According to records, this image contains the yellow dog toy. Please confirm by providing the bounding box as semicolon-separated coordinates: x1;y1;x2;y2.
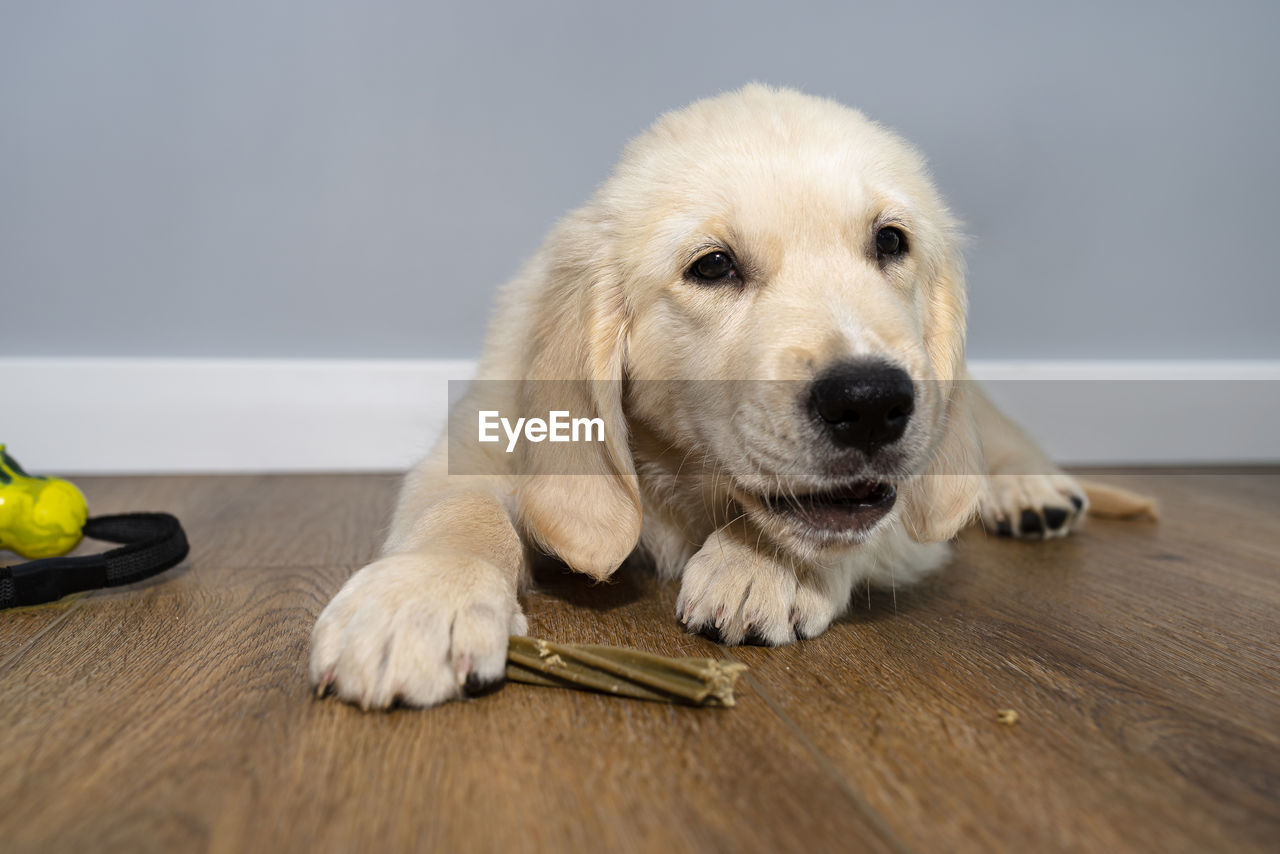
0;445;88;559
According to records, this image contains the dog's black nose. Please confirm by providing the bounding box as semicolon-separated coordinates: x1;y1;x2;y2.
810;360;914;454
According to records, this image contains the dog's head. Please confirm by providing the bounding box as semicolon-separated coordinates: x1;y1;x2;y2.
516;85;982;575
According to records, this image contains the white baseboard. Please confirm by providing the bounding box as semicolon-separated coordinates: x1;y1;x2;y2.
1;358;474;474
3;357;1277;473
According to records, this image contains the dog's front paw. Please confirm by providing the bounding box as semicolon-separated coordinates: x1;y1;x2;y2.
310;553;526;710
979;473;1088;540
675;529;840;645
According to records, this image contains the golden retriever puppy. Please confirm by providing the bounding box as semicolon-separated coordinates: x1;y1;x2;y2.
311;85;1092;709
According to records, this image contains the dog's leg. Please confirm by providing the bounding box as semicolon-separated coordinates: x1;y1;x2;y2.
971;382;1089;539
309;452;527;709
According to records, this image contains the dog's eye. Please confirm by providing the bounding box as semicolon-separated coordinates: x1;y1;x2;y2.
688;251;737;283
875;226;907;259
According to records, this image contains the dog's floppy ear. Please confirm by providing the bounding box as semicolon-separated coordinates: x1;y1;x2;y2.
900;248;984;542
900;379;983;542
513;212;643;580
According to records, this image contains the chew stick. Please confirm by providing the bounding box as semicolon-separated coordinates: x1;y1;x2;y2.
506;636;748;707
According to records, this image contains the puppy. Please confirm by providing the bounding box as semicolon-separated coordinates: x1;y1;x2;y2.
311;85;1094;710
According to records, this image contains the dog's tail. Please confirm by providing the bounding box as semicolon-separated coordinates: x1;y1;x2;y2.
1078;479;1159;521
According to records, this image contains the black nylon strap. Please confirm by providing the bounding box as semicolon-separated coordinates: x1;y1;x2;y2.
0;513;188;610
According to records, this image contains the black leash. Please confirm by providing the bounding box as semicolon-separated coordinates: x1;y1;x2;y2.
0;513;189;610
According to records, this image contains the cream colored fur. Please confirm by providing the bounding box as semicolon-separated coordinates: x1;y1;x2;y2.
310;85;1092;710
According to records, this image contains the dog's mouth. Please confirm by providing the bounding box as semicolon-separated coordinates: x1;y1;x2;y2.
743;480;897;539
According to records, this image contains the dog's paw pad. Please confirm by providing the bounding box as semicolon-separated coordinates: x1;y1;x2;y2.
1043;506;1070;530
1019;509;1044;537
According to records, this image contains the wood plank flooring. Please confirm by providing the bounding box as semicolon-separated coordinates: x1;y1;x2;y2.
1;470;1277;853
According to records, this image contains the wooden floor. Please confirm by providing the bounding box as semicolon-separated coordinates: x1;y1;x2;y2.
1;470;1278;853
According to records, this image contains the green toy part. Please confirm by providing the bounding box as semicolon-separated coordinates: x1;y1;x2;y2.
0;445;89;559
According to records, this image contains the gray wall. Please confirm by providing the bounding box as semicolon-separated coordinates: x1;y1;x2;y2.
4;0;1278;360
